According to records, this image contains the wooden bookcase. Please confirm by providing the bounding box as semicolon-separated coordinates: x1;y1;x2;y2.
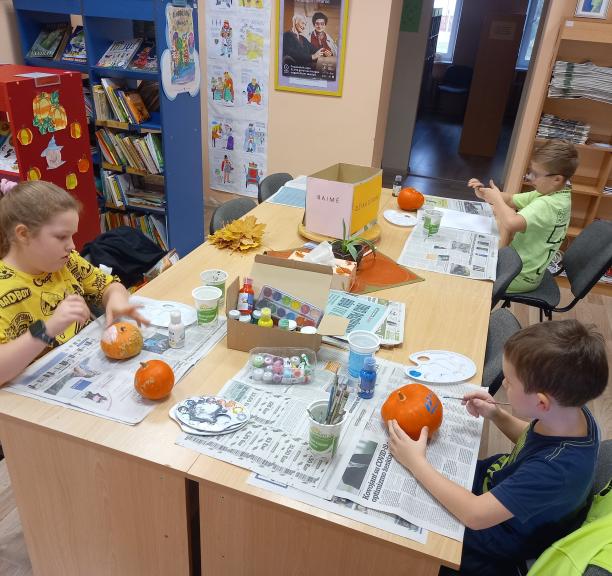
13;0;204;257
524;19;612;293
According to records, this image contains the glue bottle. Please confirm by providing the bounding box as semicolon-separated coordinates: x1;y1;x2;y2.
168;310;185;349
358;357;377;399
237;277;254;315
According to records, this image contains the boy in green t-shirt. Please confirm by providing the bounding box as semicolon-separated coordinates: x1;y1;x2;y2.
468;140;577;293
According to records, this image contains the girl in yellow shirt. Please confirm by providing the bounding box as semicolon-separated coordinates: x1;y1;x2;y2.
0;180;146;386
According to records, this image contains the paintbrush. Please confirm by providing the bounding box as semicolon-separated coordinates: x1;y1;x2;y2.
442;395;511;406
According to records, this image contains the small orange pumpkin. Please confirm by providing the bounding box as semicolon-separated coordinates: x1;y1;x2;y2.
381;383;443;440
397;187;425;211
100;322;143;360
134;360;175;400
77;155;90;173
70;121;82;139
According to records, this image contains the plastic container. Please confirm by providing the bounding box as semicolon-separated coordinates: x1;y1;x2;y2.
248;347;316;385
347;330;380;377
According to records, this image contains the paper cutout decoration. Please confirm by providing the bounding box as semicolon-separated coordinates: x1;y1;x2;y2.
17;127;33;146
32;91;68;134
40;135;65;170
65;172;78;190
77;155;90;173
27;166;41;181
70;122;82;139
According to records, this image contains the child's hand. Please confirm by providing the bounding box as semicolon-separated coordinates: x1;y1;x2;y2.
387;419;428;471
462;389;500;420
468;178;486;200
105;302;148;328
475;180;503;205
46;295;91;338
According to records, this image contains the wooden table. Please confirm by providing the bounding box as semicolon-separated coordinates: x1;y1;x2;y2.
0;189;492;576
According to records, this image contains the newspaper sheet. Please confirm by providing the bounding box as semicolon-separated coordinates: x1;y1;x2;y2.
248;472;428;544
398;216;499;281
4;297;227;425
325;291;389;334
424;195;494;218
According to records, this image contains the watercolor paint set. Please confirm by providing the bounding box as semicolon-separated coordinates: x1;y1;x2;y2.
255;285;323;328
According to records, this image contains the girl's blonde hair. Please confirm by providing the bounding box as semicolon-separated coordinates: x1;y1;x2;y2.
0;181;81;257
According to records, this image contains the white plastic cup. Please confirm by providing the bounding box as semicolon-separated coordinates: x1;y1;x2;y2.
192;286;222;326
307;399;347;458
347;330;380;377
200;269;228;308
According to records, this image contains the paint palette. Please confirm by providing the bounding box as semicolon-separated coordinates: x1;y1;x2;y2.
255;285;323;327
172;396;250;434
132;298;197;328
383;209;418;227
405;350;476;384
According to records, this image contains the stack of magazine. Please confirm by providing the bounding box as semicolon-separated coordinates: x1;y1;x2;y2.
537;113;590;144
549;61;612;104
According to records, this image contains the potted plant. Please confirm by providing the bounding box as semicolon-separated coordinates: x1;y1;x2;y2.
331;221;376;265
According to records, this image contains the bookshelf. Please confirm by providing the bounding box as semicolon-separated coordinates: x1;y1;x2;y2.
13;0;204;257
525;19;612;294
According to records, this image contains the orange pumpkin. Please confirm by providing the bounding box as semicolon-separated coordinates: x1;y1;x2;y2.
100;322;143;360
134;360;175;400
51;105;68;130
381;383;443;440
397;187;425;211
77;156;90;173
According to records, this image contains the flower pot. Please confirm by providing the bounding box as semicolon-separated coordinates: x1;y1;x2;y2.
331;241;371;266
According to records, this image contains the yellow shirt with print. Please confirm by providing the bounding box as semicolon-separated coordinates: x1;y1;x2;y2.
0;252;118;345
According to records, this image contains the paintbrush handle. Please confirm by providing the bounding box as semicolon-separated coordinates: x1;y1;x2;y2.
442;395;511;406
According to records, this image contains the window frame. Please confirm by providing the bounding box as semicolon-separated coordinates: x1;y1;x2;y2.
516;0;545;70
435;0;464;63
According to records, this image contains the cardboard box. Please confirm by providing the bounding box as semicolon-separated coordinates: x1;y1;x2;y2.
287;249;357;292
305;163;382;239
225;255;348;353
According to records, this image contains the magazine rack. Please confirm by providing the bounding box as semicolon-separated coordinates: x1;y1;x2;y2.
13;0;204;256
0;64;99;249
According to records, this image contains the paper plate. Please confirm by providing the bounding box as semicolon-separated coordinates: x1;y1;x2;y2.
383;209;417;227
405;350;476;384
137;301;197;328
169;405;248;436
173;396;250;433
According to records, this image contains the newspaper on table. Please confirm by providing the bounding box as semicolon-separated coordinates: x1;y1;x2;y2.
398;214;499;281
4;297;227;425
178;348;483;542
325;290;389;334
424;195;494;218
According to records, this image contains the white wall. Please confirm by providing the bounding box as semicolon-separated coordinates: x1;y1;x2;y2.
0;0;22;64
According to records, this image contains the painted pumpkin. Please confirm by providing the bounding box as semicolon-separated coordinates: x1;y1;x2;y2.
70;121;82;139
17;127;33;146
134;360;175;400
65;172;78;190
33;92;51;119
27;166;41;181
397;187;425;212
51;105;68;130
100;322;143;360
77;156;90;173
381;383;443;440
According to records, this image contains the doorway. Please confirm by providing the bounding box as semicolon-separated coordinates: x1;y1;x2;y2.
404;0;544;198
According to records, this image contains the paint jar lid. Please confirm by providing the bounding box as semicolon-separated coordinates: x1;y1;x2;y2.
228;310;241;320
300;326;317;335
239;314;252;323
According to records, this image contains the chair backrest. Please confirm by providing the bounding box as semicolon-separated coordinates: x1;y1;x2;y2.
483;308;522;395
593;439;612;496
209;197;257;234
258;172;293;204
492;247;523;309
564;220;612;300
441;65;473;88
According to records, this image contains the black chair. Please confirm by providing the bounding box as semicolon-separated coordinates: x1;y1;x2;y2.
492;247;522;309
434;65;473;114
502;220;612;321
257;172;293;204
209;197;257;234
483;308;522;396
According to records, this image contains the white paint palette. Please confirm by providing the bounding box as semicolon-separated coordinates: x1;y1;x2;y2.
383;209;417;227
172;396;250;434
405;350;476;384
133;299;197;328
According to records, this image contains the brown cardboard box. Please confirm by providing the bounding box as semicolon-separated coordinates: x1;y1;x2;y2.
225;255;348;353
287;249;357;292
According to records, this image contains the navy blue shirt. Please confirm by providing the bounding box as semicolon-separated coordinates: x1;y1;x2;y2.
466;407;599;566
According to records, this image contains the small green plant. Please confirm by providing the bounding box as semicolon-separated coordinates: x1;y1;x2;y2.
332;221;377;262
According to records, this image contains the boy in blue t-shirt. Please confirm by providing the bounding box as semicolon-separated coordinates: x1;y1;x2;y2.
387;320;608;576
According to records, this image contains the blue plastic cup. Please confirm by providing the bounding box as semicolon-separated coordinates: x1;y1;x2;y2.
347;330;381;377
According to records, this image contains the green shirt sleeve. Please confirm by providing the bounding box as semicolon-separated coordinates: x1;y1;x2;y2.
513;191;540;211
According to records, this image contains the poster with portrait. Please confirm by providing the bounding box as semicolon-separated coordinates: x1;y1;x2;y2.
206;0;271;197
275;0;348;96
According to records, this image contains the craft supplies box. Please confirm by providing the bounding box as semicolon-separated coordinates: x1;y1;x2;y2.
225;255;348;353
305;163;383;239
287;249;357;292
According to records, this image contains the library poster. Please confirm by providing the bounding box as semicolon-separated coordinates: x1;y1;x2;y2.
206;0;271;197
161;3;201;100
275;0;348;96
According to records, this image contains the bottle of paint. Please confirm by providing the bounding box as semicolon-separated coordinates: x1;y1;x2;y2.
258;307;273;328
237;277;254;315
239;313;252;323
358;357;377;399
392;175;402;197
252;309;262;325
228;309;241;321
168;310;185;349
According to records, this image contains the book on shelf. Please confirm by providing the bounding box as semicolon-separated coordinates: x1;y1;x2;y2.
82;85;93;122
96;38;144;69
102;171;165;212
92;85;112;121
100;78;130;123
137;81;160;112
96;128;163;175
27;24;70;59
61;26;87;62
128;40;158;72
101;211;168;251
99;79;151;125
122;92;150;124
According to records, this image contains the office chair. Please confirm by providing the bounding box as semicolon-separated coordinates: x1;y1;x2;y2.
492;246;523;309
434;65;473;114
258;172;293;204
483;308;522;395
209;198;257;234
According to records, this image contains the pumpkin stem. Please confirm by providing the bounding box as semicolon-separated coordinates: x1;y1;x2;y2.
398;391;406;402
140;362;148;368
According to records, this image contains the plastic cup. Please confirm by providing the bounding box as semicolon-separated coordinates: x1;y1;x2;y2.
423;209;442;236
307;399;347;458
192;286;222;326
200;269;228;308
347;330;380;377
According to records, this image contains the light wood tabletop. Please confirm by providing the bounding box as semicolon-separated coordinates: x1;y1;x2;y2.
0;189;492;575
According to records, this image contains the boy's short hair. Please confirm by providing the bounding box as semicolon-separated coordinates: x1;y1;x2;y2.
532;139;579;179
504;319;608;406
